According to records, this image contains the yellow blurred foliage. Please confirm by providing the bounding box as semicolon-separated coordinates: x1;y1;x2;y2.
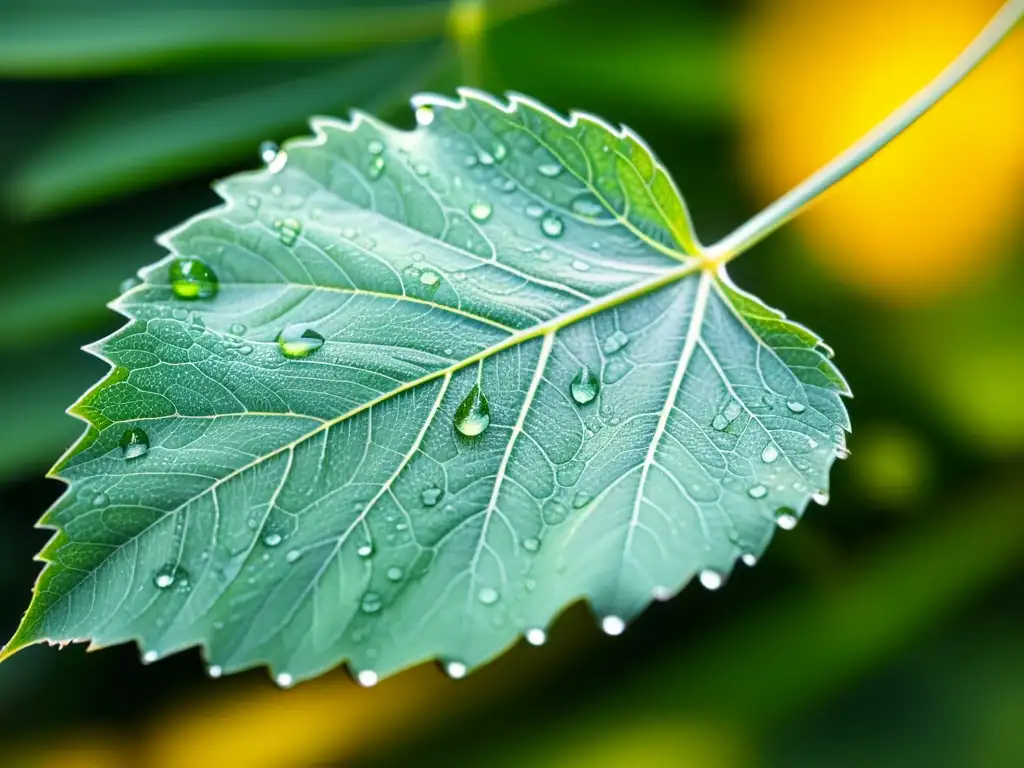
738;0;1024;302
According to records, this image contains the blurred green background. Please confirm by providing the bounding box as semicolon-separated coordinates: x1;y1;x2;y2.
1;1;1022;766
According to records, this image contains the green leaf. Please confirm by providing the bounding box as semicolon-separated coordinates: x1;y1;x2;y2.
0;0;557;77
7;42;446;217
2;90;849;686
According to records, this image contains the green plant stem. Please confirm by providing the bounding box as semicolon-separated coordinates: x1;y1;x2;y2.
705;0;1024;265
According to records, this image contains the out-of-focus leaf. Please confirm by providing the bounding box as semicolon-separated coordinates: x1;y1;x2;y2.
2;90;849;686
7;42;446;217
0;0;558;77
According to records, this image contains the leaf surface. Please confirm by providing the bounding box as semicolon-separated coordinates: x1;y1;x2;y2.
3;89;849;684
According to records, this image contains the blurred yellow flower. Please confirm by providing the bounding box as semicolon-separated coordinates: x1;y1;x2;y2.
737;0;1024;302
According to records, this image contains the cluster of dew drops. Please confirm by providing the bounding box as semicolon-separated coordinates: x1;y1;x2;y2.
114;130;836;687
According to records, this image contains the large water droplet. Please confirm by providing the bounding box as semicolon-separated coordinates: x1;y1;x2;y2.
415;104;434;126
602;330;629;355
525;628;546;646
741;553;758;567
698;569;723;590
120;427;150;460
277;324;325;358
477;586;499;605
469;201;492;221
601;615;625;636
357;669;379;687
570;195;604;217
761;445;779;464
570;366;600;404
540;214;564;238
786;400;806;414
275;672;294;688
361;592;383;614
541;498;569;525
419;270;440;287
811;490;830;506
445;661;467;679
169;258;219;300
775;508;798;530
538;162;562;178
421;486;443;506
747;484;768;499
454;384;490;437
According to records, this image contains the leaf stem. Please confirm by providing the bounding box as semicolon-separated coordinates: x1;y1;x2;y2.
704;0;1024;265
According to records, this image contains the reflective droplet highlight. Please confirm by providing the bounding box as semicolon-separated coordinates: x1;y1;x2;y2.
698;569;723;590
525;628;546;646
570;195;604;217
761;445;779;464
812;491;830;506
469;201;492;221
523;537;540;552
741;553;758;567
277;324;325;358
445;661;467;679
357;669;379;687
169;258;219;300
601;616;625;636
361;592;383;613
787;400;806;414
538;162;562;177
570;366;600;404
540;214;564;238
275;672;294;688
208;665;223;678
275;217;302;246
386;566;404;582
120;427;150;460
368;155;385;179
747;484;768;499
357;543;373;558
419;271;440;287
775;508;799;530
454;384;490;437
262;532;283;548
477;587;499;605
421;486;443;506
153;564;187;590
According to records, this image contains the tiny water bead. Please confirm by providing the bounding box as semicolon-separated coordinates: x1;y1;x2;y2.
421;486;443;506
540;214;564;238
277;324;325;358
386;566;404;582
538;162;562;177
228;322;247;335
208;665;223;679
445;661;467;679
119;427;150;460
741;553;758;567
361;592;384;613
368;139;384;155
419;270;440;287
812;490;830;505
143;650;159;664
525;203;545;219
153;564;188;590
522;537;540;553
285;549;302;563
775;508;799;530
469;201;492;221
525;628;546;646
357;670;379;687
92;493;109;507
169;258;219;300
357;543;374;558
477;587;499;605
368;155;385;179
747;484;768;499
571;259;590;272
276;672;295;689
259;140;279;164
601;616;625;636
786;400;806;414
698;569;723;590
652;586;673;601
570;366;600;404
602;330;629;354
415;104;435;126
761;445;779;464
454;385;490;437
262;532;283;548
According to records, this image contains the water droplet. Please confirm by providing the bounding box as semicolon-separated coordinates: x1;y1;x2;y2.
277;324;325;358
571;259;590;272
419;270;440;287
119;276;141;294
285;549;302;563
172;307;189;321
259;140;279;165
601;616;625;636
542;499;569;525
787;400;806;414
275;217;302;246
169;258;219;300
469;201;492;221
357;543;373;558
477;149;494;166
570;195;604;217
228;322;247;335
415;104;434;126
493;143;507;161
525;628;546;646
120;427;150;460
445;661;467;679
262;532;283;548
361;592;383;613
454;384;490;437
699;569;723;590
570;366;600;404
367;139;384;155
153;564;187;590
414;162;430;176
477;587;499;605
522;537;540;553
357;669;379;687
540;214;564;238
421;486;443;506
538;162;562;177
91;492;109;507
761;445;779;464
208;665;223;678
525;203;545;219
835;446;850;460
812;491;830;505
747;484;768;499
741;553;758;567
275;672;294;688
572;491;591;509
775;508;799;530
652;585;672;601
143;650;159;664
386;566;404;582
602;330;629;354
368;155;385;179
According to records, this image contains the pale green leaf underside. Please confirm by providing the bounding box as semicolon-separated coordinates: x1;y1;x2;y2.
6;89;849;684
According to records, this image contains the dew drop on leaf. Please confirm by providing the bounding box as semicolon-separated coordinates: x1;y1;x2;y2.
477;587;499;605
525;203;545;219
570;366;600;404
357;669;379;687
454;384;490;437
787;400;806;413
469;201;492;221
571;259;590;272
445;661;467;679
143;650;158;664
208;665;223;679
368;155;385;179
275;672;294;688
119;427;150;460
169;258;219;300
419;271;440;287
361;592;383;613
570;195;604;217
540;214;564;238
356;543;373;558
761;445;779;464
525;628;546;646
602;330;629;354
698;569;723;590
153;564;188;590
259;140;279;165
277;324;325;358
420;486;443;507
274;217;302;246
812;490;830;505
601;616;625;636
262;532;283;548
386;566;404;582
522;537;540;553
747;484;768;499
775;508;799;530
741;553;758;567
538;162;562;177
285;549;302;563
